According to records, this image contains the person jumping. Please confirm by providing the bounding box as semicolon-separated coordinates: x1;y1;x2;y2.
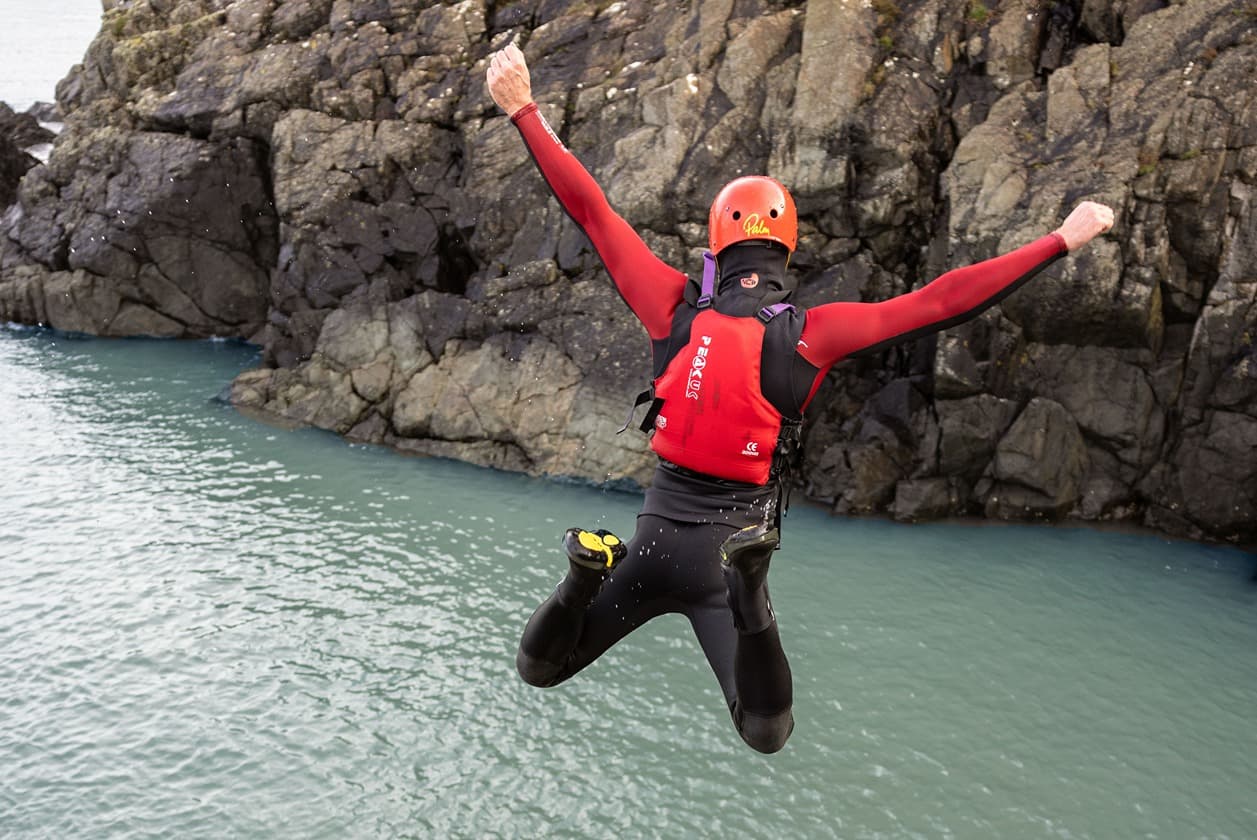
487;42;1114;753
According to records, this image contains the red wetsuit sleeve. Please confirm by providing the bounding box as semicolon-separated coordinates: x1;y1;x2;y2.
510;103;687;340
797;232;1068;370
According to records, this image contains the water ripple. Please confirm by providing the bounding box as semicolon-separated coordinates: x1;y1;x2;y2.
2;329;1256;838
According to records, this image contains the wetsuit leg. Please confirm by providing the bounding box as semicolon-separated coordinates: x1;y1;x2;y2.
686;574;794;754
516;516;674;687
645;520;794;754
730;622;794;753
516;515;794;753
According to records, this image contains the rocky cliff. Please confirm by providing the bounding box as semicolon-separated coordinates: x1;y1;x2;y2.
0;104;54;208
1;0;1253;544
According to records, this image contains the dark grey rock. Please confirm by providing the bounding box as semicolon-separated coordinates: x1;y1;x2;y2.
982;398;1090;520
892;477;960;522
0;104;52;208
1;103;56;148
0;136;36;209
936;394;1020;479
24;102;61;123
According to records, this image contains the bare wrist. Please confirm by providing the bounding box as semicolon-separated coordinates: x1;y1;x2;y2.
508;100;537;120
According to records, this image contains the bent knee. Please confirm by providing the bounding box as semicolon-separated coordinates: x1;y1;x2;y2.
737;707;795;754
515;649;566;688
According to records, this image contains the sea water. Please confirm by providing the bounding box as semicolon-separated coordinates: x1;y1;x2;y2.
1;327;1254;839
0;3;100;112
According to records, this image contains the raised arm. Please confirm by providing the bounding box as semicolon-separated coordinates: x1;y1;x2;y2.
797;202;1116;368
487;44;686;340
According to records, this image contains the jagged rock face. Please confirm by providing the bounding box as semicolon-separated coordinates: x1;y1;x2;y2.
0;104;55;150
0;104;53;209
0;0;1253;544
0;135;35;211
3;128;274;336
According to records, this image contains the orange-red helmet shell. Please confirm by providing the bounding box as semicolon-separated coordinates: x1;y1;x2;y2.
708;176;798;255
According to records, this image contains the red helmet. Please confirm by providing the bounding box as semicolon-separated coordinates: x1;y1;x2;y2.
708;175;798;255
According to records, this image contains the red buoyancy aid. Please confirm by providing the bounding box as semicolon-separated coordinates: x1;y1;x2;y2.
650;311;784;485
647;252;792;486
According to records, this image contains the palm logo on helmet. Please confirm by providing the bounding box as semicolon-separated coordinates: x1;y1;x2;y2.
708;176;798;255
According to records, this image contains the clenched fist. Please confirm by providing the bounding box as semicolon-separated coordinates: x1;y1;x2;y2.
1054;201;1115;252
487;43;533;117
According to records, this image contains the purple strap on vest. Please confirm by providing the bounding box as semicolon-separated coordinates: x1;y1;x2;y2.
697;250;716;308
758;302;795;322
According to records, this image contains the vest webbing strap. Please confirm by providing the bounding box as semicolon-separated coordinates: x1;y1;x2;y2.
768;418;803;539
758;302;794;323
617;387;655;434
697;250;716;309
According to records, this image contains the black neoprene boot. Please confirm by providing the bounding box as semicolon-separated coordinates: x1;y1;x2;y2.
555;527;627;609
720;523;780;634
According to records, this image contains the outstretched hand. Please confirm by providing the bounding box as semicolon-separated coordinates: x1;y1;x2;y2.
1054;201;1115;252
487;43;533;116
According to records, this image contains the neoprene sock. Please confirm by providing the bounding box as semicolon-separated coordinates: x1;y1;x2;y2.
517;554;611;686
556;561;609;609
723;564;775;634
517;589;585;680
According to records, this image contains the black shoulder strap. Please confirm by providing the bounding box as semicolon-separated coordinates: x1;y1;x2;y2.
617;388;655;434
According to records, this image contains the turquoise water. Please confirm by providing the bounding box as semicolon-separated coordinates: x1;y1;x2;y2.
1;326;1255;839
